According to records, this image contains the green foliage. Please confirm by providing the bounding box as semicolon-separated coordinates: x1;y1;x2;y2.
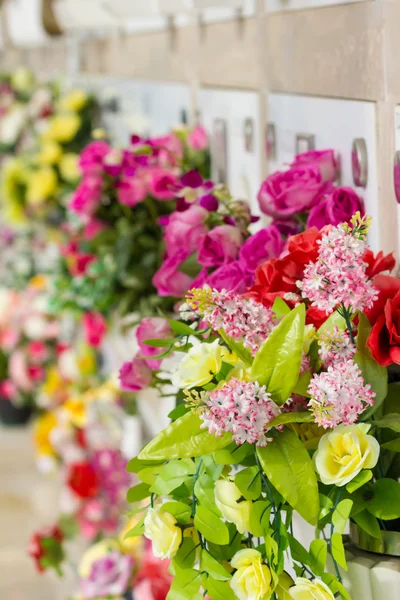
346;470;372;493
257;429;320;525
330;532;347;571
126;482;150;503
251;304;306;405
366;479;400;520
352;510;381;539
218;330;252;366
332;499;353;534
160;502;192;524
234;467;262;500
194;506;230;545
309;539;327;576
150;459;196;496
249;501;271;537
200;551;231;581
372;413;400;433
268;411;313;428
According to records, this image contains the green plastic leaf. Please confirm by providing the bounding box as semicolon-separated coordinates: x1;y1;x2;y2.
318;311;346;334
200;551;231;581
268;411;314;428
257;429;319;525
126;482;151;503
127;457;163;473
168;404;190;421
291;371;312;398
141;337;177;347
202;455;224;480
319;494;333;521
310;539;327;577
214;442;251;465
219;330;252;366
139;412;232;461
194;506;230;545
249;500;271;537
173;538;197;570
169;320;198;337
161;501;192;524
373;414;400;433
346;470;373;493
381;438;400;452
124;517;144;538
137;465;161;485
276;572;295;600
151;459;196;495
207;577;237;600
332;499;353;534
352;510;382;539
235;466;262;500
331;532;347;571
194;474;222;515
251;304;305;405
167;566;204;600
367;479;400;520
272;297;291;318
322;574;352;600
288;534;311;566
355;313;387;418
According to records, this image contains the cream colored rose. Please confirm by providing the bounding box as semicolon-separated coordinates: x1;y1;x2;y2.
172;339;234;389
314;423;380;487
144;508;182;559
215;479;252;534
289;577;335;600
230;549;272;600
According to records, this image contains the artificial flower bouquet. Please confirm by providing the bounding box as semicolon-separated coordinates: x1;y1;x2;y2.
0;87;98;225
122;213;400;600
49;126;211;344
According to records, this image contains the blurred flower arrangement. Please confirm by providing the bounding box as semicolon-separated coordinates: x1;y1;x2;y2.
122;213;400;600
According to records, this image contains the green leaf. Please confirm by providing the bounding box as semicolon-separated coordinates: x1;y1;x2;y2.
161;501;192;524
322;574;352;600
251;304;305;405
139;412;232;461
169;320;198;337
272;297;291;318
137;465;161;485
381;438;400;451
235;467;262;500
355;313;387;418
194;474;222;515
291;371;312;398
257;429;319;525
331;532;347;571
167;566;204;600
373;414;400;433
126;482;151;503
318;311;346;334
207;577;237;600
151;459;196;495
309;539;327;576
332;499;353;534
127;457;163;473
219;330;252;366
268;411;314;428
249;500;271;537
352;510;382;539
200;551;231;581
124;517;144;538
194;506;230;545
202;455;224;480
173;538;197;569
288;534;311;566
168;404;190;421
367;479;400;520
319;494;333;520
346;470;373;493
141;337;177;347
214;442;251;465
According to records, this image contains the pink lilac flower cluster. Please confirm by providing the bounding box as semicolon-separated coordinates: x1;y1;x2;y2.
189;289;277;356
298;224;378;313
80;550;134;599
307;359;375;428
318;326;356;368
201;378;280;446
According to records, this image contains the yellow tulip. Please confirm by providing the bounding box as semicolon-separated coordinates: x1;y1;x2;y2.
230;549;272;600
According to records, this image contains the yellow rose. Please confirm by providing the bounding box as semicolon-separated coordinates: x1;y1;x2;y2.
79;539;121;578
289;577;335;600
60;89;88;113
36;142;63;165
26;167;58;205
43;113;81;143
33;411;58;457
172;339;235;389
59;153;80;183
144;508;182;559
230;549;272;600
314;423;380;487
11;67;35;93
215;479;252;534
276;572;295;600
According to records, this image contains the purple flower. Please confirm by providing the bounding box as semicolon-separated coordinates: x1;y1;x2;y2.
200;194;219;212
239;226;284;273
80;551;134;599
90;449;130;508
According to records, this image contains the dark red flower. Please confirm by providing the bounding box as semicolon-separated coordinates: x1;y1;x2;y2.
364;249;396;278
67;462;98;498
367;290;400;366
365;274;400;325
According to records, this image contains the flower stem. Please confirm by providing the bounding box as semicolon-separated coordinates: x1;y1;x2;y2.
330;489;343;584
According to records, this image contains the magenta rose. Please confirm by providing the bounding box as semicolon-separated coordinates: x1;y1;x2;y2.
79;141;111;175
69;176;103;218
205;261;254;293
187;126;209;151
117;176;147;207
164;206;208;258
257;165;329;219
239;225;284;273
153;250;193;297
83;311;107;347
291;149;338;182
136;317;171;369
306;186;365;229
147;168;180;200
119;356;152;392
83;218;107;240
198;225;242;268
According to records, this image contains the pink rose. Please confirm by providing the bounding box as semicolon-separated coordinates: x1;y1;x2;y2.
239;225;284;273
306;186;365;230
79;141;111;175
147;168;180;200
164;206;208;258
117;176;147;207
198;225;242;268
187;126;209;151
205;261;254;293
291;149;338;182
151;133;183;166
119;357;152;391
153;251;194;297
83;312;107;347
83;218;107;240
136;317;171;369
257;166;330;219
27;341;48;363
0;380;17;400
9;350;33;393
69;176;103;218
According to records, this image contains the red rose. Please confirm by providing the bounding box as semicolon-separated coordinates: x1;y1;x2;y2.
364;249;396;278
67;462;98;498
367;290;400;366
306;306;332;329
365;274;400;325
